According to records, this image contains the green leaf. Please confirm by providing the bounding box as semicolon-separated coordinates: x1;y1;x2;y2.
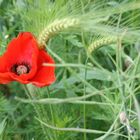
0;118;6;135
55;68;116;89
0;0;3;6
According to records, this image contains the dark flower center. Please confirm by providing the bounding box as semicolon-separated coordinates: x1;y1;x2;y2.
11;63;30;75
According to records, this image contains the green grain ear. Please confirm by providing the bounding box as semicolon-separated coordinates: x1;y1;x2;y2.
87;36;117;54
37;18;79;49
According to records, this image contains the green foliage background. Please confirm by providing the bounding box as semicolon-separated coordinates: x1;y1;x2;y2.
0;0;140;140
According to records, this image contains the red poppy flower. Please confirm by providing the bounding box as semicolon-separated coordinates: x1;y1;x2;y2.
0;32;56;87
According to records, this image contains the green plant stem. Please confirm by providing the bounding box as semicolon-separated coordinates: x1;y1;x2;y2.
35;117;128;138
22;85;52;140
83;58;88;140
46;87;58;140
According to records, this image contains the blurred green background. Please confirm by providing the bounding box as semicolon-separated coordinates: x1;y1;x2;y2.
0;0;140;140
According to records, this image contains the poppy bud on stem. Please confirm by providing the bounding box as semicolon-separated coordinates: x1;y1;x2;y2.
119;111;136;135
37;18;79;49
119;111;128;125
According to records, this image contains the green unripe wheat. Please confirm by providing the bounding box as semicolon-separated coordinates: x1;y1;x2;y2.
87;36;117;54
38;18;79;49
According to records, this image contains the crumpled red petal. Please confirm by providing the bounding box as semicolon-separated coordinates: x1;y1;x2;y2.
0;73;13;84
31;50;56;87
0;32;56;87
0;32;39;83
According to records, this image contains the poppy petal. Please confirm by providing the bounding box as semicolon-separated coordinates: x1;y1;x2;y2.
31;50;56;87
0;73;13;84
0;32;39;82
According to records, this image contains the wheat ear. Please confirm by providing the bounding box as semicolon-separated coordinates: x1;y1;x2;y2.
87;37;134;67
38;18;79;49
87;37;117;54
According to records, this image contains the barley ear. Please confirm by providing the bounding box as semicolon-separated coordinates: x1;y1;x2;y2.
37;18;79;49
87;37;117;54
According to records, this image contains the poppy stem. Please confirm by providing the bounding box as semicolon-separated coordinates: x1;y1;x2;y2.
37;18;79;49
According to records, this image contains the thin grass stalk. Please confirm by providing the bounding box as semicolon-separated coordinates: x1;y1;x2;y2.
35;117;129;138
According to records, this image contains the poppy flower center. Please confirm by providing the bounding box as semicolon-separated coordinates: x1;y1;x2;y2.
11;64;30;75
